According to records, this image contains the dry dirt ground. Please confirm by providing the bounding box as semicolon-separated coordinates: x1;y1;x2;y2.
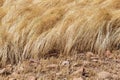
0;50;120;80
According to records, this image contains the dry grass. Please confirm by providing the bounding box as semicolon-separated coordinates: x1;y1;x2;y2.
0;0;120;66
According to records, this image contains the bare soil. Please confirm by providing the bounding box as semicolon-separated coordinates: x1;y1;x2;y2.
0;50;120;80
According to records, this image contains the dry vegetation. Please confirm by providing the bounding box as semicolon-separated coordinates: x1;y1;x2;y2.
0;0;120;80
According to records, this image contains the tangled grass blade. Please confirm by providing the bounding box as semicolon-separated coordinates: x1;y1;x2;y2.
0;0;120;65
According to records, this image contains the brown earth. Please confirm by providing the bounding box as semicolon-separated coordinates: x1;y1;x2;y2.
0;50;120;80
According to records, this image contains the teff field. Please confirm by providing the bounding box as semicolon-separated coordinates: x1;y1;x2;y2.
0;0;120;79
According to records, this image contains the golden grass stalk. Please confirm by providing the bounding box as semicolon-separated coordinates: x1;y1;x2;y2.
0;0;120;65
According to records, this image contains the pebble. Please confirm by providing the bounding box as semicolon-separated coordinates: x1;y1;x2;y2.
86;52;94;58
27;76;36;80
73;77;83;80
97;71;111;79
105;50;112;58
61;61;69;66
